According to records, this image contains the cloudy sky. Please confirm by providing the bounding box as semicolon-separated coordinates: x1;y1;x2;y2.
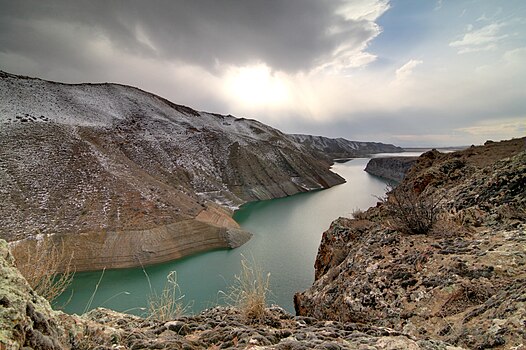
1;0;525;146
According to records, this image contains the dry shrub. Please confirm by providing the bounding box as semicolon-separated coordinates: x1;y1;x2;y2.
11;236;74;304
147;271;189;321
222;254;271;322
380;185;443;235
351;208;367;220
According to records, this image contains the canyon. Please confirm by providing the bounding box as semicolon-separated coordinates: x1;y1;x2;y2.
0;71;399;271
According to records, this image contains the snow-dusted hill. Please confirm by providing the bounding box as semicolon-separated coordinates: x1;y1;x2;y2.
0;71;344;270
289;134;403;159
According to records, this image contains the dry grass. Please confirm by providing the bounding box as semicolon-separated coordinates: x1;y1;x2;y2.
11;236;74;305
83;268;106;314
221;254;271;322
147;271;189;321
497;202;526;221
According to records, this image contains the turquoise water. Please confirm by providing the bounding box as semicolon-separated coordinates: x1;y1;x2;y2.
57;157;391;315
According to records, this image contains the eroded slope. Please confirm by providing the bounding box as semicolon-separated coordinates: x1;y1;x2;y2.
0;71;343;270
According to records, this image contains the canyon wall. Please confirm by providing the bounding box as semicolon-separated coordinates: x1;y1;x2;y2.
364;156;418;182
295;138;526;349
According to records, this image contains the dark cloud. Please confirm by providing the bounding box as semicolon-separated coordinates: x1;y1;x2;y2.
0;0;378;73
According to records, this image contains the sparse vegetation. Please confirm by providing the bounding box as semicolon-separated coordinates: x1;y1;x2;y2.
496;202;526;221
11;237;74;305
380;185;443;235
221;254;271;322
147;271;189;321
351;208;367;220
83;268;106;314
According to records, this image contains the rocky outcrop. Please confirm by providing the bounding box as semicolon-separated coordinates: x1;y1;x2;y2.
289;134;403;160
0;240;74;349
0;71;343;271
365;156;418;182
0;240;462;349
295;138;526;349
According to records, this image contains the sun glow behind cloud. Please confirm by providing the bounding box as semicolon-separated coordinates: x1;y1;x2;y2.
224;64;290;109
1;0;525;147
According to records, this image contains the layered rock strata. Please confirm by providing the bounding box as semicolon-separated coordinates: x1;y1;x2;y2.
295;138;526;349
0;71;344;271
365;156;418;182
289;134;403;160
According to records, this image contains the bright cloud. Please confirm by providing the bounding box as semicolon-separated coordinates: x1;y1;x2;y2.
336;0;390;21
224;64;290;109
449;22;509;54
456;119;526;137
395;59;423;81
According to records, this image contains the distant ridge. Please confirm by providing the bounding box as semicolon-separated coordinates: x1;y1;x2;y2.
289;133;403;160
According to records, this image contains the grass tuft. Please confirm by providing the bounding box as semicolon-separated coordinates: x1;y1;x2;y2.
147;271;189;321
12;237;74;305
221;254;271;322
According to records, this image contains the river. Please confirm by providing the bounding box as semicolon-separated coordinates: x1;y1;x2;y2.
57;156;409;315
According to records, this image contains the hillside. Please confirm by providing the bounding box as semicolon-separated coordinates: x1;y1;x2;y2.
295;137;526;349
0;71;346;271
289;134;403;160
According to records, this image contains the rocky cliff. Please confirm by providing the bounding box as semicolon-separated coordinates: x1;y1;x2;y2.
295;138;526;349
0;240;462;349
365;156;418;182
289;134;403;160
0;71;344;271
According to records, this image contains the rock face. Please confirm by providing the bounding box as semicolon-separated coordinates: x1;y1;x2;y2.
289;134;403;160
295;138;526;349
0;70;343;271
365;156;418;182
0;240;463;349
0;240;74;349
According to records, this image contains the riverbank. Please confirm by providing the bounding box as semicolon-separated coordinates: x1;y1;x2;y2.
56;157;392;315
0;240;455;349
295;138;526;349
9;203;252;272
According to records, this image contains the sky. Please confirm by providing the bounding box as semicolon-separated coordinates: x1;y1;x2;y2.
0;0;525;147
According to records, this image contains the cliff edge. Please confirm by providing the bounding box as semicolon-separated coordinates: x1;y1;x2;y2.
295;137;526;349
